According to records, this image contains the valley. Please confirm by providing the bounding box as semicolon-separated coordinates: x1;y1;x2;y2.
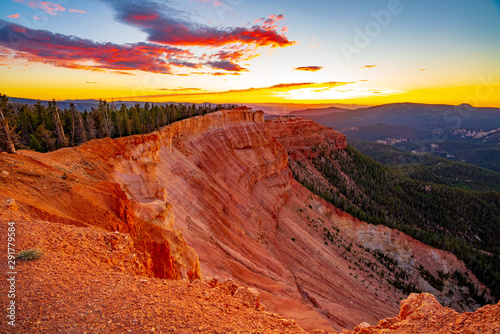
290;103;500;173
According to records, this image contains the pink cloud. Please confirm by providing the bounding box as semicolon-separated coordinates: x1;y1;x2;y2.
0;19;198;74
3;0;296;76
0;19;252;74
13;0;65;15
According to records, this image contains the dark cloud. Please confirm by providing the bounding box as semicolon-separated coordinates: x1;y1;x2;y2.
206;60;247;72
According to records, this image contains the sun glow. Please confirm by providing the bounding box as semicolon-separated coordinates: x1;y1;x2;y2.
274;86;405;101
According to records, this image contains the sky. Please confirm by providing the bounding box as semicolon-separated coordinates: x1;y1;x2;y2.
1;0;500;107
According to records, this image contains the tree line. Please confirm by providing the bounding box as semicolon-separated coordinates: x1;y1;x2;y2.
0;94;237;153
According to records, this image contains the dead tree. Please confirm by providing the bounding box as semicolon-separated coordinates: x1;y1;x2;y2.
0;107;16;154
53;105;68;147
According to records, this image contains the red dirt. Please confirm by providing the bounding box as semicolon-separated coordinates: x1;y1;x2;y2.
0;208;307;334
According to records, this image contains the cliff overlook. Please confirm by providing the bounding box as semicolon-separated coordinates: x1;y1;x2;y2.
0;108;497;332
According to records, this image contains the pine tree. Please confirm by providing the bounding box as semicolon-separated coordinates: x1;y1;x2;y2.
34;123;55;151
18;105;35;146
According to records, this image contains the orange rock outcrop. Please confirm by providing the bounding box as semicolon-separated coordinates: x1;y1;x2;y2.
343;293;500;334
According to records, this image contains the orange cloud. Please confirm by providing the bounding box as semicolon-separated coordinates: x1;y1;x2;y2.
7;14;20;18
112;71;136;76
294;66;324;72
190;71;241;76
361;65;378;69
116;81;350;103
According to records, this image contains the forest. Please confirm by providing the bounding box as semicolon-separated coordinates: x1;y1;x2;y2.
0;94;236;153
291;144;500;303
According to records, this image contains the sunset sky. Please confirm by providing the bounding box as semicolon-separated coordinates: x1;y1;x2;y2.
1;0;500;107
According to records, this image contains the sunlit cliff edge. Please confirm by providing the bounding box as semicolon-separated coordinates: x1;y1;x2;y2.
0;108;498;333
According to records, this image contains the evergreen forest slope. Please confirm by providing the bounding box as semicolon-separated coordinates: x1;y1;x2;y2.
290;138;500;302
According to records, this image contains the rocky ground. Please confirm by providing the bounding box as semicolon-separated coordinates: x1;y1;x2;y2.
0;205;305;334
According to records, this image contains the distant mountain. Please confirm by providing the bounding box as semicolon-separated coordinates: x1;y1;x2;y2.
290;106;349;116
7;96;222;112
309;103;500;130
245;103;365;115
300;103;500;172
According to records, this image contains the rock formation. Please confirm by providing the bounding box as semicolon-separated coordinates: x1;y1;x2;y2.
0;108;493;332
343;293;500;334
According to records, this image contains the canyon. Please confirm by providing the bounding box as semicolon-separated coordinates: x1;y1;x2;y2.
0;108;497;332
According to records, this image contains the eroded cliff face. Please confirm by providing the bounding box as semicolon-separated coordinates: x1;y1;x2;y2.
0;108;492;332
270;115;492;314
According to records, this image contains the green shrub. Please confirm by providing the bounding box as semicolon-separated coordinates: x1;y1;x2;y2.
16;249;43;261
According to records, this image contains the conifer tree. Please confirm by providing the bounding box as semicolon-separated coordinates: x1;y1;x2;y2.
35;123;55;151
